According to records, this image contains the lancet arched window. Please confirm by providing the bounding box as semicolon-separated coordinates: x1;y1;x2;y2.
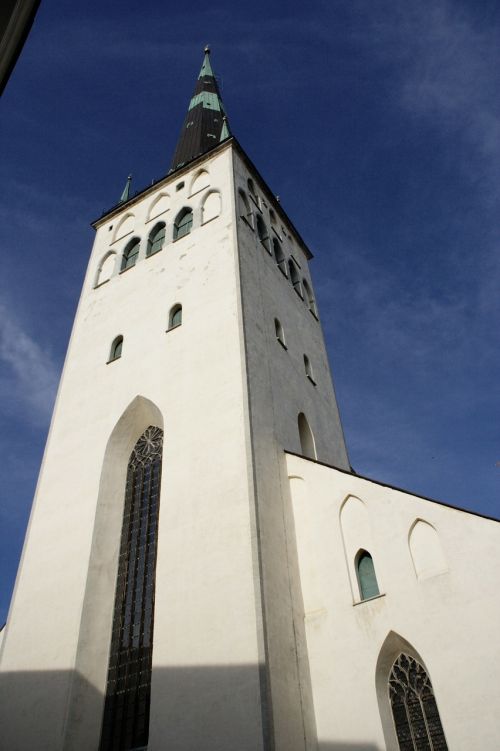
109;335;123;362
273;238;287;276
147;222;166;256
288;259;303;297
99;426;164;751
356;550;380;600
389;653;448;751
256;215;271;253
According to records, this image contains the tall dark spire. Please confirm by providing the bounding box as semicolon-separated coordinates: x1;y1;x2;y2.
170;47;230;173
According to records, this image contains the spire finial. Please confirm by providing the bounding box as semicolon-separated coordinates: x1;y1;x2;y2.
119;174;132;204
204;44;210;54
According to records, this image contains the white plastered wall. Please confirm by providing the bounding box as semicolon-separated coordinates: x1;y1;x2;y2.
286;452;500;751
0;144;266;751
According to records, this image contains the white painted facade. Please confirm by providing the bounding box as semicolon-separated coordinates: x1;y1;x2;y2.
0;136;498;751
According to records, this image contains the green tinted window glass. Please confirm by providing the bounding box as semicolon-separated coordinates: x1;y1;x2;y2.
174;210;193;240
148;224;166;256
357;552;379;600
121;239;140;270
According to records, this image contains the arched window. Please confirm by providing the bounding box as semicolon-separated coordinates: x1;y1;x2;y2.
274;318;286;348
298;412;316;459
389;653;448;751
256;215;271;253
269;208;277;226
302;279;317;316
173;208;193;241
168;304;182;329
238;189;252;227
356;550;380;600
288;259;303;297
121;237;140;271
190;169;210;195
108;335;123;362
273;238;287;276
99;426;163;751
304;355;315;384
247;178;257;203
147;223;166;257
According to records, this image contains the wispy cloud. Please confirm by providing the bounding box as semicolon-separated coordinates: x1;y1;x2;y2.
0;300;59;425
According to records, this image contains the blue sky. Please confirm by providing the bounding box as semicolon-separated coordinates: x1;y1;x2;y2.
0;0;499;623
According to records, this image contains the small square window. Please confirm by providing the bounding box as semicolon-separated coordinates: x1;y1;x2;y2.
176;181;184;191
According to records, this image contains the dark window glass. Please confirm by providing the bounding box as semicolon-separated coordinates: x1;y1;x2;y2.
173;209;193;240
389;653;448;751
99;426;163;751
121;238;140;271
109;336;123;362
256;215;270;253
147;224;166;256
273;238;287;276
356;550;379;600
169;305;182;329
288;260;303;297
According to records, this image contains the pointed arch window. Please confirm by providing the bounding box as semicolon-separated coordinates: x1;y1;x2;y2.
247;178;258;205
99;426;163;751
108;335;123;362
256;215;271;253
298;412;316;460
302;279;318;317
273;238;287;276
168;304;182;329
238;189;252;227
173;208;193;241
275;318;286;348
389;653;448;751
356;550;380;600
147;222;166;257
121;237;140;271
288;259;303;297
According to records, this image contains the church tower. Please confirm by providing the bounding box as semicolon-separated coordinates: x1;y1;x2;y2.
0;49;349;750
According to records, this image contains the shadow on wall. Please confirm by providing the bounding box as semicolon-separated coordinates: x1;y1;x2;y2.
0;665;382;751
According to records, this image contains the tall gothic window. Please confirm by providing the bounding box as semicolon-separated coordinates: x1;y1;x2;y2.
99;426;164;751
389;653;448;751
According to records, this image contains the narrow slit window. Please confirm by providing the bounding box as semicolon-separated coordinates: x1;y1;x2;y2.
108;335;123;362
168;304;182;329
356;550;380;600
173;208;193;241
147;223;166;256
304;355;315;384
121;237;140;271
274;318;286;348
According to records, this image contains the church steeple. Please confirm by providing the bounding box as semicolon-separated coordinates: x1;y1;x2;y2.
169;46;230;173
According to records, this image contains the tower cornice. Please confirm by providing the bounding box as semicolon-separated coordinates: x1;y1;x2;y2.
93;138;313;260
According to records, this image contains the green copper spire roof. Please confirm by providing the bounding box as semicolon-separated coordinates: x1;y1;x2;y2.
170;47;231;172
119;174;132;203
